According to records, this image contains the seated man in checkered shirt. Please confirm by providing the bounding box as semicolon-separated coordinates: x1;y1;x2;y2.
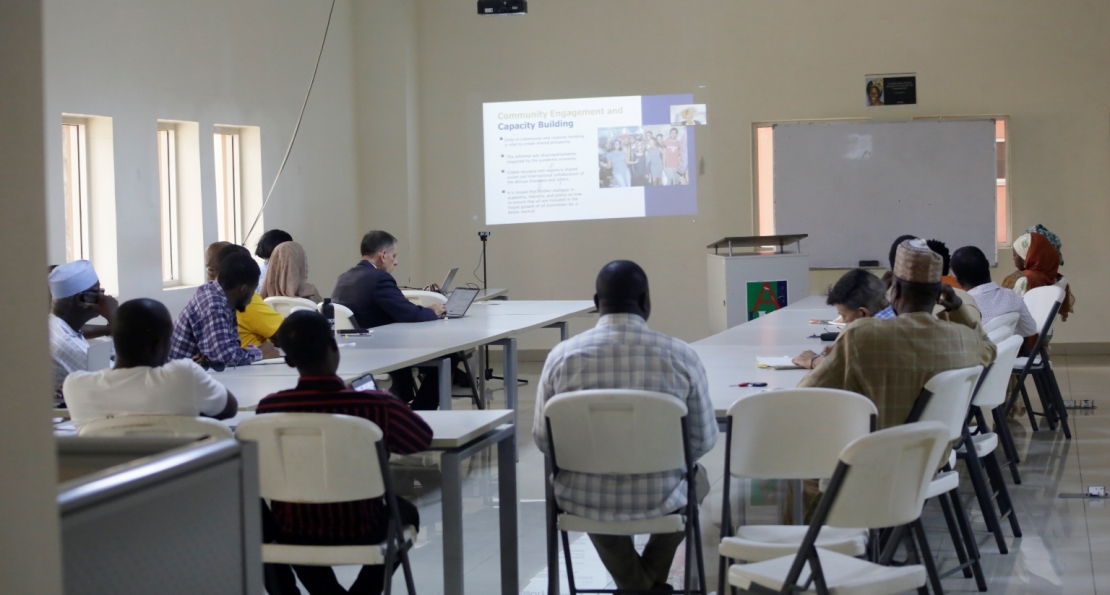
533;260;718;593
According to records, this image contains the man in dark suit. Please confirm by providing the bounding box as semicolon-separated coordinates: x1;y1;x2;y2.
333;231;446;409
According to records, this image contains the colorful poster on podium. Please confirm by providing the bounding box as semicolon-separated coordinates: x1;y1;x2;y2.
746;280;788;321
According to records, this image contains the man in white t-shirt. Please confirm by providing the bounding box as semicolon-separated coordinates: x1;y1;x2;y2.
64;298;238;429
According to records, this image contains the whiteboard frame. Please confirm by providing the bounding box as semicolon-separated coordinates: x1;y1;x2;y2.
750;115;1012;265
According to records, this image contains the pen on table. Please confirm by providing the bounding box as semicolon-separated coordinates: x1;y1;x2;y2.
730;382;768;387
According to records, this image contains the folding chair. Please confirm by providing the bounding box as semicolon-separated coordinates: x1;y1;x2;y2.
717;389;876;595
959;335;1024;556
905;366;986;591
1008;286;1070;439
236;413;416;595
727;422;950;595
264;296;320;317
983;311;1020;337
544;389;706;594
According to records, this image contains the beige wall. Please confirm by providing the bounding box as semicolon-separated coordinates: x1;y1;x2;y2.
0;1;64;592
400;0;1109;345
43;0;362;315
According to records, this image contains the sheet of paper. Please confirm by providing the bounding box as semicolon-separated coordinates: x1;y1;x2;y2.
756;356;803;370
252;356;287;365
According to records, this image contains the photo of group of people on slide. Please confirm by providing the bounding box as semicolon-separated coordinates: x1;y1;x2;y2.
597;125;689;188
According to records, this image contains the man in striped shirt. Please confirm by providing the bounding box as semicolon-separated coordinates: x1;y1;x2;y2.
533;261;717;593
256;311;432;595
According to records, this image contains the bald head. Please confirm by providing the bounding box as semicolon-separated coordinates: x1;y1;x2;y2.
206;241;233;281
112;298;174;367
594;260;651;319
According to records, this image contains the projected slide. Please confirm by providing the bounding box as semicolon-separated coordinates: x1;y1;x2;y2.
483;94;698;225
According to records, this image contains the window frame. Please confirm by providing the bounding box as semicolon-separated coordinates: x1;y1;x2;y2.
213;127;244;244
62;120;91;262
157;124;180;286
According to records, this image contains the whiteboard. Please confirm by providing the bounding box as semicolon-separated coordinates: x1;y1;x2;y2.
773;120;997;268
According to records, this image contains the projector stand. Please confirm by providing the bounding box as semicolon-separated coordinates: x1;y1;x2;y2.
480;232;528;387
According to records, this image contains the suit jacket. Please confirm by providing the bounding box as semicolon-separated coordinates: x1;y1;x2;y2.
331;260;438;328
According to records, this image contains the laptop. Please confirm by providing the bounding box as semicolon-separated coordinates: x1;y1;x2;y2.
350;373;378;392
443;287;480;318
439;268;459;294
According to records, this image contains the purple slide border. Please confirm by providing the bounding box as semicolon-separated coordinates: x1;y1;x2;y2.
641;94;697;217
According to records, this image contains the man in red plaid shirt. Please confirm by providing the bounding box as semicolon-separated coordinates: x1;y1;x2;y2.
257;311;432;594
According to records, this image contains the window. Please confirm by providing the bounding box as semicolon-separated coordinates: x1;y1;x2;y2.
62;122;90;262
755;125;774;237
157;126;180;283
995;119;1009;245
59;114;119;294
214;129;243;244
157;120;204;288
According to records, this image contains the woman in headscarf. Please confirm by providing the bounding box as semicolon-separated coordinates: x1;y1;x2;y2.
259;241;322;303
1003;230;1075;320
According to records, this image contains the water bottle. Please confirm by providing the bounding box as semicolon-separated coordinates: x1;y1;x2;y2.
322;298;336;339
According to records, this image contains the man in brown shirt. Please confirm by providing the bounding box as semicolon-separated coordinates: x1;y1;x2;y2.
799;239;996;429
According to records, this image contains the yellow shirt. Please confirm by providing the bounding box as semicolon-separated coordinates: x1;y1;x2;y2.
237;293;284;347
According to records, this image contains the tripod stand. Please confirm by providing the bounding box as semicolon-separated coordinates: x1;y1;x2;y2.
478;232;528;388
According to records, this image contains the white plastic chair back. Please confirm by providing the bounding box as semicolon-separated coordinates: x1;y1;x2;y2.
545;390;688;475
983;311;1020;337
726;389;876;479
264;296;319;317
78;415;233;439
987;326;1012;345
236;413;385;503
290;306;315;314
973;336;1023;409
825;421;949;529
917;366;983;443
318;302;357;330
1024;286;1064;333
402;290;448;307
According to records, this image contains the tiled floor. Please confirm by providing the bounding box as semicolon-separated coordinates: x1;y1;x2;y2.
320;355;1108;595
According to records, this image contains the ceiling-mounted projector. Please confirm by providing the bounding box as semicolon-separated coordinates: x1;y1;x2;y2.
478;0;527;15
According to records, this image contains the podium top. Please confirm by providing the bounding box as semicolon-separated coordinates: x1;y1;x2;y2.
707;235;808;256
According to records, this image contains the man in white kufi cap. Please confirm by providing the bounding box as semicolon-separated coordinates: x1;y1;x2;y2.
48;260;117;403
799;240;996;429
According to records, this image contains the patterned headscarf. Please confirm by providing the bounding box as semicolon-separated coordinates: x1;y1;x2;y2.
1021;233;1060;291
1027;224;1064;265
1012;233;1032;260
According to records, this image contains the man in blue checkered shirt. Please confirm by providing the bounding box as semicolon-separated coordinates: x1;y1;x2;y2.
170;250;278;366
534;260;717;592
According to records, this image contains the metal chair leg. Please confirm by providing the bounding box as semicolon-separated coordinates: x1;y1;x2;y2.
984;451;1022;538
948;489;987;591
992;406;1022;484
1018;382;1039;431
937;493;972;578
962;445;1008;554
912;519;944;595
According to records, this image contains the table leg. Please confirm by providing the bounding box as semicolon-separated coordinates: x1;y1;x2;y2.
439;356;452;411
441;451;465;595
557;321;568;342
545;457;560;595
498;431;519;595
502;339;519;463
477;347;487;406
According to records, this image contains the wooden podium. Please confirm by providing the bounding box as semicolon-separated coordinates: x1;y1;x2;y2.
706;235;810;333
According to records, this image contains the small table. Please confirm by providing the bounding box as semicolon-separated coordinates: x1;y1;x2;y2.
419;410;517;595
